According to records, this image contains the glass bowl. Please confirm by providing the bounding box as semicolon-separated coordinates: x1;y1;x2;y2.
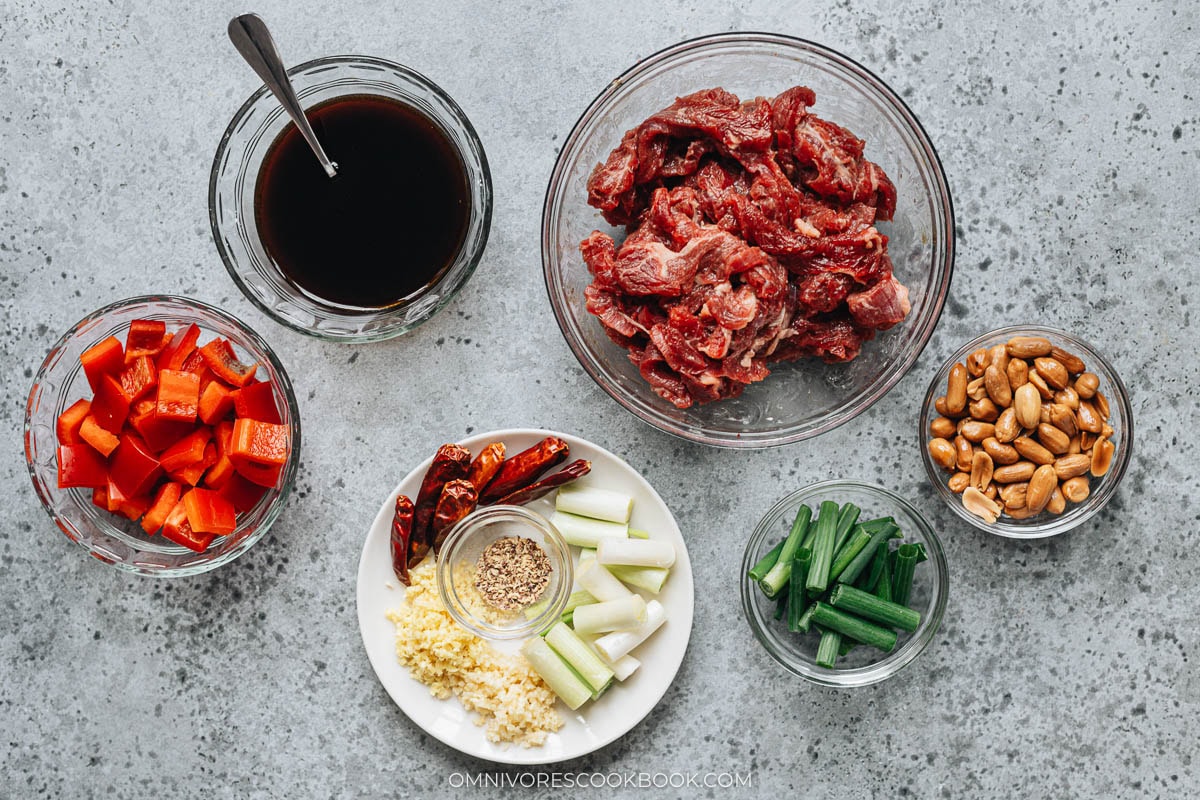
542;33;954;448
920;325;1133;538
24;296;301;576
210;55;492;341
740;480;948;686
436;505;573;641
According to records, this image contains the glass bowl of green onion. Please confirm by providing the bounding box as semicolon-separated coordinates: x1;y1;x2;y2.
740;480;949;687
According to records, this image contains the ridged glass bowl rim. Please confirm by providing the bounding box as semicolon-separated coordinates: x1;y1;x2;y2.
207;54;493;342
739;479;949;687
23;294;302;577
436;505;574;641
919;324;1134;539
541;31;956;448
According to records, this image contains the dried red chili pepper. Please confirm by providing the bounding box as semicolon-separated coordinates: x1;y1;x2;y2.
431;478;479;551
493;459;592;506
466;442;505;492
479;436;569;503
410;443;471;567
390;494;415;586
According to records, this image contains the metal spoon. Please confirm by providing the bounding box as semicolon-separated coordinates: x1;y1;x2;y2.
227;13;338;178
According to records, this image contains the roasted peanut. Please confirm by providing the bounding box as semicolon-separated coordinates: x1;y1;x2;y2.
1094;390;1110;420
1013;383;1043;429
967;376;989;401
970;450;995;492
1047;403;1078;436
1053;453;1091;480
1079;431;1097;451
994;408;1020;443
1006;358;1029;391
1051;346;1087;374
930;416;957;439
1027;368;1054;400
1005;503;1041;520
1039;405;1052;426
955;435;974;472
1053;386;1080;410
993;460;1036;483
984;363;1012;408
1033;357;1070;390
1076;400;1103;434
948;472;970;493
1006;336;1053;358
963;486;1001;523
1074;372;1099;399
1047;486;1066;515
969;397;1000;422
1013;436;1056;465
1091;436;1115;476
960;420;996;443
999;482;1028;509
928;438;956;470
966;348;991;376
984;484;998;500
1102;423;1114;439
988;343;1011;374
1025;464;1057;514
1037;423;1071;455
1061;476;1090;503
934;395;960;418
982;436;1020;465
1068;434;1082;454
946;363;968;415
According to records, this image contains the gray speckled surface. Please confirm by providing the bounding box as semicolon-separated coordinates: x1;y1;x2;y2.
2;1;1197;797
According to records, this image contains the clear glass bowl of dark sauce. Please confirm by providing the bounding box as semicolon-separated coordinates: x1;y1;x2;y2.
210;56;492;341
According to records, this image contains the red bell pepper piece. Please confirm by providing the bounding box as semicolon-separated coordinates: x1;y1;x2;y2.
124;319;168;362
92;486;109;509
198;381;234;425
231;380;282;424
198;338;258;387
232;457;283;488
79;414;120;457
214;420;234;455
56;443;109;488
80;336;125;393
216;471;268;512
141;482;182;535
204;453;235;490
183;488;237;536
230;418;289;466
158;428;212;473
128;399;194;453
170;442;217;486
56;398;91;445
161;494;214;552
91;373;133;433
179;348;207;375
118;493;153;521
156;369;201;422
119;355;159;403
156;323;200;371
105;476;128;512
108;435;162;498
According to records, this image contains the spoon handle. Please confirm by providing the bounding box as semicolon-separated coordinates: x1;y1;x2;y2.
228;13;338;178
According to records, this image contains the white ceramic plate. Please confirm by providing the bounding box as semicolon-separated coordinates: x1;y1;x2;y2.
356;428;694;765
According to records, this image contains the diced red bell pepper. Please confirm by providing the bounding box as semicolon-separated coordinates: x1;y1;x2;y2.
216;471;269;512
79;414;120;457
127;399;193;453
57;443;109;488
119;355;159;403
231;457;283;488
108;435;162;498
158;428;212;473
180;348;206;375
141;482;182;535
80;336;125;393
156;323;200;372
92;486;109;509
231;380;282;424
183;488;237;536
105;476;128;512
118;493;153;521
91;373;133;434
230;418;289;466
214;419;234;455
198;338;258;387
124;319;168;362
170;442;217;486
161;494;214;552
204;453;235;489
156;369;200;423
198;381;234;425
56;398;91;445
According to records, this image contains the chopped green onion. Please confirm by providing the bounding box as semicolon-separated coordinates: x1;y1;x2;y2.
550;511;628;548
521;636;592;710
748;538;786;583
815;629;842;668
593;600;666;662
610;654;640;681
808;602;898;652
758;505;813;598
576;560;632;601
891;543;920;607
805;501;841;595
596;537;675;568
544;622;614;695
829;584;920;631
787;548;813;633
875;551;894;602
571;594;647;634
795;603;816;633
773;592;788;621
607;563;670;594
828;525;871;584
836;521;900;586
832;503;862;555
554;484;633;523
628;528;651;540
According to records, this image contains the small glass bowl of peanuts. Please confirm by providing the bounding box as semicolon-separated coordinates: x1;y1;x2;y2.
920;325;1133;538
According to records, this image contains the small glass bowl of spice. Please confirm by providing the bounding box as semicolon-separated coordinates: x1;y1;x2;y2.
436;505;573;640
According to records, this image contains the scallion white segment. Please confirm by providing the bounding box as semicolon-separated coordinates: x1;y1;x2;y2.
577;548;596;569
550;511;628;549
596;537;675;569
628;528;651;540
544;622;614;694
607;563;670;594
576;560;632;601
593;599;667;662
610;654;640;681
555;485;634;523
520;636;592;710
571;594;647;635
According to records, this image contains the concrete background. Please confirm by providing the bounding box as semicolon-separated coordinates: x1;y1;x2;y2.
2;1;1197;797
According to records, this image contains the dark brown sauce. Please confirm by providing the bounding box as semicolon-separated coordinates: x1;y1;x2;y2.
254;94;470;310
